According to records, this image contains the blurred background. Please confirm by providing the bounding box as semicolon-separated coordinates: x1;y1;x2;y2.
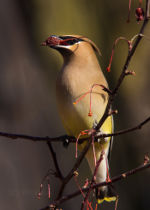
0;0;149;209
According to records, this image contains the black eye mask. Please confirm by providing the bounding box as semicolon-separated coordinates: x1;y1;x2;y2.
58;36;84;46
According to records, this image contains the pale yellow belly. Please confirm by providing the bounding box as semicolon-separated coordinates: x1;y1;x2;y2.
57;92;113;139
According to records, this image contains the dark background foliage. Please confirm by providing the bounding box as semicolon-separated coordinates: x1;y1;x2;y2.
0;0;149;209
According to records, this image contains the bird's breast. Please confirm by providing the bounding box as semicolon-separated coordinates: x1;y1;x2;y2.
56;73;107;137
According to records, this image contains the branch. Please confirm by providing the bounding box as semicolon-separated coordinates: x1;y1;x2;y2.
47;142;64;180
40;1;150;208
0;116;149;144
81;150;104;210
95;0;150;132
56;136;93;200
0;2;149;210
53;160;150;207
0;131;76;143
96;116;150;139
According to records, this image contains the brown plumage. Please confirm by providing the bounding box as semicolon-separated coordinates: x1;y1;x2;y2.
42;35;116;203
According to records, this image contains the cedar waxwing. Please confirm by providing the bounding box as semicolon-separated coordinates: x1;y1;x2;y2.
42;35;116;203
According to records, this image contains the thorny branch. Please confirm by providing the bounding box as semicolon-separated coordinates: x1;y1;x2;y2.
0;1;150;210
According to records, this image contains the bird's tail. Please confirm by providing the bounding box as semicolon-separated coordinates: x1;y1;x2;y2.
96;185;117;204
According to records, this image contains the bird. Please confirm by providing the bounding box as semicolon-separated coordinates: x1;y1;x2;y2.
42;35;117;203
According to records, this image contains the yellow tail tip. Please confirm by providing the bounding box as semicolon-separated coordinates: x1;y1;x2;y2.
97;196;117;204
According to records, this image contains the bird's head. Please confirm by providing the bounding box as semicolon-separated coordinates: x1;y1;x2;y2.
41;35;101;58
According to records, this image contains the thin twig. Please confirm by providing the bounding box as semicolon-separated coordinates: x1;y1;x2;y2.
96;116;150;139
0;131;76;143
0;116;149;144
56;136;93;200
53;161;150;207
0;2;149;210
81;150;104;210
47;142;64;180
53;1;150;207
0;130;78;144
95;0;150;132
